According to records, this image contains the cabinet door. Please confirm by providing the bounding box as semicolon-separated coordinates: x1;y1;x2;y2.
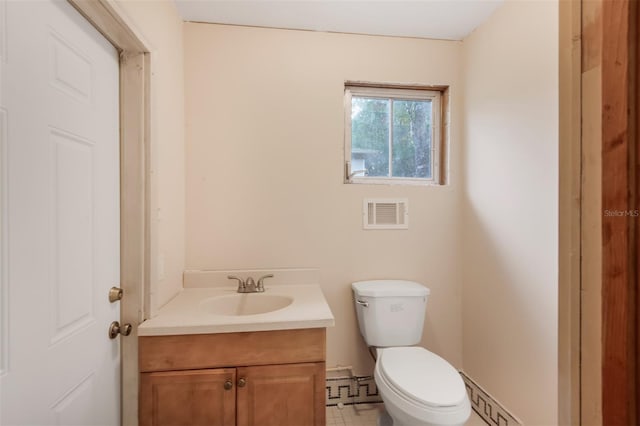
140;368;236;426
236;362;325;426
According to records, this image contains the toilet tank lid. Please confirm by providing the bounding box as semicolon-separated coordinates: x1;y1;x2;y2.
352;280;430;297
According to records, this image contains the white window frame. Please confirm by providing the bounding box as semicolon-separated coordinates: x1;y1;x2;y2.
344;85;442;185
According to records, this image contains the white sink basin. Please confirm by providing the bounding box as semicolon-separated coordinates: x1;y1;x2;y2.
138;284;335;336
199;293;294;316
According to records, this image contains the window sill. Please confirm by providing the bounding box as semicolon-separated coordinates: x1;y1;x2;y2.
345;177;443;186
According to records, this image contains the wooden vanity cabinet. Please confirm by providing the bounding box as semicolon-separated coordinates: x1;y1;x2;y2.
139;328;326;426
140;368;236;426
236;363;325;426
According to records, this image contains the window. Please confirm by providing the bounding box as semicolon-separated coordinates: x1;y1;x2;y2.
344;84;444;185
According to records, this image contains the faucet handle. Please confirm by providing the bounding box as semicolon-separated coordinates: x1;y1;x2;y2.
227;275;244;290
257;274;274;291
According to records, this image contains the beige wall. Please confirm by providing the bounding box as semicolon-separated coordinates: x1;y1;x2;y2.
114;0;185;315
461;1;559;424
184;23;464;373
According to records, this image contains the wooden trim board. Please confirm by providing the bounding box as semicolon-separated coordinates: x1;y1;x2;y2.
636;2;640;421
68;0;149;52
601;0;638;424
558;0;582;423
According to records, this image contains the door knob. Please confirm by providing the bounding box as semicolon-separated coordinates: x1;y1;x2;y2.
224;380;233;390
108;287;123;303
108;321;132;339
238;377;247;387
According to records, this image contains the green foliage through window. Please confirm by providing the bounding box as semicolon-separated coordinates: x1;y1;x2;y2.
350;95;433;179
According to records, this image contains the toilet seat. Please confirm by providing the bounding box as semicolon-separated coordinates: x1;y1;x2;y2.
378;347;467;408
374;347;471;425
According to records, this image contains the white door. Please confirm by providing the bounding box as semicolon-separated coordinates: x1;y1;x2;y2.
0;0;121;424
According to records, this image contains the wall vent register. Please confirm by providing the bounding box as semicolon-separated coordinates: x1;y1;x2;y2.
363;199;408;229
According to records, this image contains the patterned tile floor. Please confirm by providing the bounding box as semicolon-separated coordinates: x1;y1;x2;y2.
326;403;487;426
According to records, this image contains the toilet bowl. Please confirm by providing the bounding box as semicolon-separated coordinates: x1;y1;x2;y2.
352;280;471;426
374;347;470;426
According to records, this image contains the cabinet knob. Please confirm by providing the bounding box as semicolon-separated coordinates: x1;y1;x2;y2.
238;377;247;387
224;380;233;390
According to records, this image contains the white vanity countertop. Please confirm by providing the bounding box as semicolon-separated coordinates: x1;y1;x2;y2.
138;284;335;336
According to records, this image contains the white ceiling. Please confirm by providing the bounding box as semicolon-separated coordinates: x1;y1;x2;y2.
173;1;504;41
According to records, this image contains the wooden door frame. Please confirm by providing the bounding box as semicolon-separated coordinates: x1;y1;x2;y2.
560;0;639;424
601;0;638;424
558;0;582;423
66;1;150;424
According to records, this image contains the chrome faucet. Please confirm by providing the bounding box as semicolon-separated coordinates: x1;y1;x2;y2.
244;277;257;292
227;274;274;293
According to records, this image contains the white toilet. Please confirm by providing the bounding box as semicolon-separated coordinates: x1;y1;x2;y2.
352;280;471;426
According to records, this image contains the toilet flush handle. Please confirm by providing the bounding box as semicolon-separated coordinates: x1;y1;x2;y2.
356;299;369;307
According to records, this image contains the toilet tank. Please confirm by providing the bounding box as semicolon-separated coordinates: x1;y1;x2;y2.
352;280;430;347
